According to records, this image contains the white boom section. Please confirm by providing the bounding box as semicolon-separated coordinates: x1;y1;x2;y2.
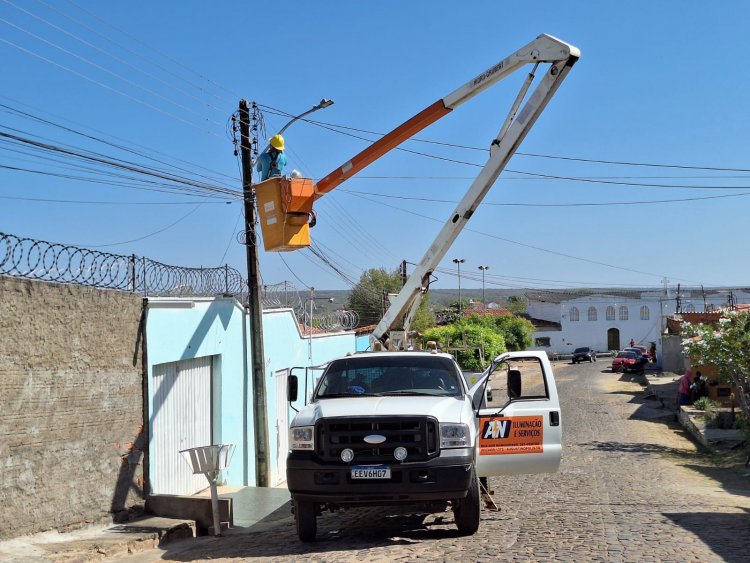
371;35;579;345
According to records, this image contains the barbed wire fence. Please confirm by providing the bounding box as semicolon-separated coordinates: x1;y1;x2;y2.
0;232;359;329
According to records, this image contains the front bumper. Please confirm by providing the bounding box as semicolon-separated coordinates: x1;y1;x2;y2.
286;450;474;506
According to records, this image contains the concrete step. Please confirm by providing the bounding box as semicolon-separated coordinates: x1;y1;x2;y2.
0;516;195;562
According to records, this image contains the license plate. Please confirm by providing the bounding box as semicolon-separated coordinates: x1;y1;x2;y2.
350;465;391;479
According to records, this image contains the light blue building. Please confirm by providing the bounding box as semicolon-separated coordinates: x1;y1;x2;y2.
145;297;355;494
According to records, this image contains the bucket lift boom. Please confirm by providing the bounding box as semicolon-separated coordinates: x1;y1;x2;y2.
278;34;580;346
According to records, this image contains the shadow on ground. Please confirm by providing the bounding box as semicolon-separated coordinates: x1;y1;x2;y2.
664;509;750;563
156;506;463;560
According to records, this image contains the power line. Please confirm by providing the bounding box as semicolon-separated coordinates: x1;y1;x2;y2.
339;188;750;208
341;190;703;285
3;0;229;118
76;203;203;248
0;35;224;137
0;194;232;206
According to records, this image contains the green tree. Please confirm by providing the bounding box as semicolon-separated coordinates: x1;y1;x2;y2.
423;323;506;371
422;312;535;370
681;311;750;422
348;268;400;326
348;267;435;330
505;295;528;315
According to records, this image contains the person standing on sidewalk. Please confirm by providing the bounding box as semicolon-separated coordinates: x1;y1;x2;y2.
677;370;692;406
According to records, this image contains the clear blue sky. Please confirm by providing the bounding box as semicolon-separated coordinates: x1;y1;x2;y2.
2;1;749;294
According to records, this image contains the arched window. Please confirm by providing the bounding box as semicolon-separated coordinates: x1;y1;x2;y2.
606;306;615;321
588;307;597;321
569;307;580;321
619;306;629;321
640;306;650;320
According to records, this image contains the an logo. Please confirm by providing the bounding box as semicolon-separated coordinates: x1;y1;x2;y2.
363;434;386;444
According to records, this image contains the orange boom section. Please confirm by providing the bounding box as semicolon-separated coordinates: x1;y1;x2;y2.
315;99;452;196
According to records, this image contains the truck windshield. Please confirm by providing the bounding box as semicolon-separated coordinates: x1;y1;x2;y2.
316;356;462;398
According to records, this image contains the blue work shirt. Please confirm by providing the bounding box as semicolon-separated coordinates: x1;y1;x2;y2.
256;151;288;181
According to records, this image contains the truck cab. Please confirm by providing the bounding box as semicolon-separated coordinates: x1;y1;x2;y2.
286;349;561;541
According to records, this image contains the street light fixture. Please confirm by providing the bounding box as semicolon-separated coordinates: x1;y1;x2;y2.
478;265;490;305
452;258;465;317
257;98;335;158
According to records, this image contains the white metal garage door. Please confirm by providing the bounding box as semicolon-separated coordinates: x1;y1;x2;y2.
151;356;213;495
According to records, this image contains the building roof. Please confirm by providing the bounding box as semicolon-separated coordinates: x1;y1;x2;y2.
666;303;750;334
526;287;750;305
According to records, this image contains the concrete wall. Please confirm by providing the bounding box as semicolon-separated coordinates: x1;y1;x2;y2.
145;302;355;489
0;277;145;540
256;308;355;486
527;300;560;323
146;298;249;488
662;334;685;374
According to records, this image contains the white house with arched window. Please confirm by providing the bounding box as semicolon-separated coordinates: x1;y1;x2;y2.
526;288;750;363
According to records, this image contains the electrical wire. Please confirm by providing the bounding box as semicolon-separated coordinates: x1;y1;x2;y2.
340;190;703;285
77;202;203;247
339;188;750;208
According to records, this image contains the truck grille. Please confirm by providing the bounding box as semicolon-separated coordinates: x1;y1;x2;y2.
316;416;439;463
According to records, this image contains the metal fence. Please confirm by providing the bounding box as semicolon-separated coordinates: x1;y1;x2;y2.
1;231;246;298
0;232;359;328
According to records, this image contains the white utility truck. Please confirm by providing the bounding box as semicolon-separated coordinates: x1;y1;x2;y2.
286;34;579;541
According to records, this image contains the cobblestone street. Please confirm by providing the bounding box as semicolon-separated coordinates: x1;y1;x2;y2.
128;361;750;562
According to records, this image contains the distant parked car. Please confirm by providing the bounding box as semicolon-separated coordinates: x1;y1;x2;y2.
631;344;651;362
612;351;639;373
571;347;596;363
624;347;649;367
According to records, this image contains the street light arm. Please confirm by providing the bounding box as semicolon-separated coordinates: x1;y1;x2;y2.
254;99;335;164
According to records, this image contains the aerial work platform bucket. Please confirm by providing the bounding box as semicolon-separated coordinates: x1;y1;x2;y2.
254;177;315;252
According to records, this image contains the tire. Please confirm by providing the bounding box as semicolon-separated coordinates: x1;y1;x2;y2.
454;468;480;535
294;499;317;542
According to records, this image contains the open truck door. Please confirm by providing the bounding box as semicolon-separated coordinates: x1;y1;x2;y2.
470;351;562;477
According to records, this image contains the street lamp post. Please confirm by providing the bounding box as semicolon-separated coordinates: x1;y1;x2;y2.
478;265;490;305
452;258;465;317
238;97;334;487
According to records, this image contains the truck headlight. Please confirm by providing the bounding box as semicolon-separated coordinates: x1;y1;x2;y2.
290;426;315;450
439;423;469;448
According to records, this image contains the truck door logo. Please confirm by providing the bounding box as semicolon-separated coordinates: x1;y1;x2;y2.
479;416;544;455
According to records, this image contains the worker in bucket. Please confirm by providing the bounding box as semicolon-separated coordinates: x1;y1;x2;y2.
256;134;288;181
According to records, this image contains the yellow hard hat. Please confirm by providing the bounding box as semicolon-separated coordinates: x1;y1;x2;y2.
270;134;285;151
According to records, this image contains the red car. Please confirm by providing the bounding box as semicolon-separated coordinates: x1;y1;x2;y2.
612;351;639;373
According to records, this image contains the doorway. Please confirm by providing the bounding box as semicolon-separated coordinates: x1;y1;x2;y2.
274;369;290;486
607;328;620;351
151;355;213;495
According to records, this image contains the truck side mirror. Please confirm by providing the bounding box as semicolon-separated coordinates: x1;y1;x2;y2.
508;370;521;399
288;375;299;403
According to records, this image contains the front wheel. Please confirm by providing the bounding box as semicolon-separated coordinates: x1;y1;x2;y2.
454;468;480;535
294;499;317;542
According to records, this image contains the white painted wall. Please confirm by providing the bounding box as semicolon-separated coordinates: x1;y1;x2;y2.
527;300;560;323
530;289;750;362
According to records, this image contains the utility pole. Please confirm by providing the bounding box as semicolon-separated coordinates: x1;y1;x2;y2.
239;99;269;487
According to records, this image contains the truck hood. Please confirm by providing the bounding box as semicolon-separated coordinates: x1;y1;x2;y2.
292;395;470;427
